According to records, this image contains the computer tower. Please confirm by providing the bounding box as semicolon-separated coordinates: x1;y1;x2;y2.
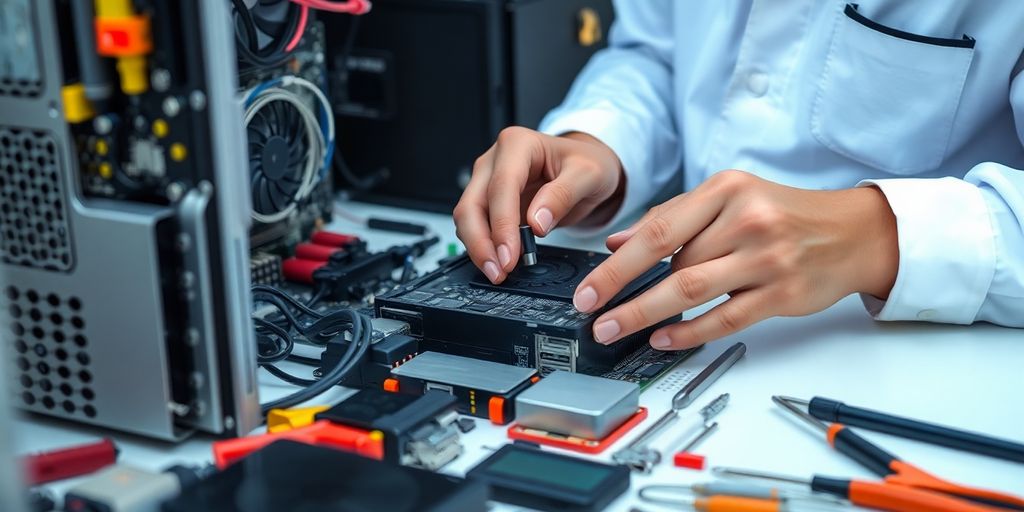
0;0;260;441
326;0;614;212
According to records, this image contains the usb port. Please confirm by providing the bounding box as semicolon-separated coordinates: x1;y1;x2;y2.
535;335;576;374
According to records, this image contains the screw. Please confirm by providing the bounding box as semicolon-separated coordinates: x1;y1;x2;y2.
93;116;113;135
162;96;181;118
165;182;185;201
151;68;171;92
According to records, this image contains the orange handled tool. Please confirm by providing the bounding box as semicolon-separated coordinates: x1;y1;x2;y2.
694;496;782;512
769;396;1024;511
211;420;385;469
639;485;787;511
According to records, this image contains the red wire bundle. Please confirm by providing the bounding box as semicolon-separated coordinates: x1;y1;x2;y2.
285;0;370;51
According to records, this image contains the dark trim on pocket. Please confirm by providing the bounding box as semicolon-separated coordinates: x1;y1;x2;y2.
845;4;975;49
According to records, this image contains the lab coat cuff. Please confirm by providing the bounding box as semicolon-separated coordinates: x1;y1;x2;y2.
856;177;996;324
540;108;654;237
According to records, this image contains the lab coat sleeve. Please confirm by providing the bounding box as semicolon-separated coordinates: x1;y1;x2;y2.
858;70;1024;328
538;0;680;232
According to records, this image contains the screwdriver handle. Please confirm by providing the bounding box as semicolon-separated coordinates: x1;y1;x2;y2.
810;397;1024;463
695;496;781;512
812;477;995;512
827;424;898;478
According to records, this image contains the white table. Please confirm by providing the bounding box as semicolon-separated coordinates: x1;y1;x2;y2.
13;200;1024;510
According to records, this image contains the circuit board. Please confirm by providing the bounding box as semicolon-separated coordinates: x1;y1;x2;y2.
602;344;701;388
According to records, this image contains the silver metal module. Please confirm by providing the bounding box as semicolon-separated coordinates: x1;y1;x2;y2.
515;370;640;439
392;352;537;394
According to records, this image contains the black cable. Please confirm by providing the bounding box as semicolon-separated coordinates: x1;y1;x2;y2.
254;317;293;364
262;364;317;387
231;0;301;69
287;354;323;367
260;309;371;413
251;285;372;413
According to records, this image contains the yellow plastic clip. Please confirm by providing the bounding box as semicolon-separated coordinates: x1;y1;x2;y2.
265;405;330;433
61;84;95;124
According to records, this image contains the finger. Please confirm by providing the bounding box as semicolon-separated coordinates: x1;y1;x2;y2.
670;220;734;271
591;254;752;344
527;163;609;237
576;189;728;313
488;129;546;272
454;150;504;283
648;288;774;350
606;194;688;252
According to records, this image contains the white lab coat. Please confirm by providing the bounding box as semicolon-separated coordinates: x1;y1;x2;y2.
539;0;1024;328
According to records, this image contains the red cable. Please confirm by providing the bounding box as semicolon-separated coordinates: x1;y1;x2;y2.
285;4;309;51
290;0;370;15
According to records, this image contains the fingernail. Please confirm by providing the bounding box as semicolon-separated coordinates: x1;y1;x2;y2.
594;320;621;344
573;286;598;312
497;244;512;268
650;333;672;349
609;226;637;239
535;208;554;235
483;261;501;283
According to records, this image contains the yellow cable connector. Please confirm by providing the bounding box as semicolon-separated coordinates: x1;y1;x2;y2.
266;405;330;433
61;84;95;124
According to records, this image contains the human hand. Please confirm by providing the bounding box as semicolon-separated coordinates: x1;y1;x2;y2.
575;170;900;350
454;127;625;284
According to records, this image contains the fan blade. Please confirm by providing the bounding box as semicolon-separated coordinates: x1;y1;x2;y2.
259;175;281;214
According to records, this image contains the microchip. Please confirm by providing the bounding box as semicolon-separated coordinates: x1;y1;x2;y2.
637;363;666;380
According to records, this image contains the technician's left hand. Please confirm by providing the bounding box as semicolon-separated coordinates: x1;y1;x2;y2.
576;170;900;350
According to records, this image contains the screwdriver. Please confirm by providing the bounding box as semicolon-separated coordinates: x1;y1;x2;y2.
639;485;792;512
712;466;996;512
799;396;1024;463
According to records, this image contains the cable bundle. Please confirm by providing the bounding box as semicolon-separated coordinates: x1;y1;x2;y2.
252;285;372;413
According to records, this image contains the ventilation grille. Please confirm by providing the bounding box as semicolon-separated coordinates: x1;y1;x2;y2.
4;286;95;418
0;0;43;97
0;127;73;271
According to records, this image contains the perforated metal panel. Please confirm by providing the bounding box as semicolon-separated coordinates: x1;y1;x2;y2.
4;285;96;419
0;127;73;271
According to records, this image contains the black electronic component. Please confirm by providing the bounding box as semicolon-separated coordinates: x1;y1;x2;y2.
250;252;283;286
316;389;462;471
468;444;630;512
367;217;429;235
319;332;419;388
162;440;488;512
520;225;538;266
311;237;439;301
376;245;679;376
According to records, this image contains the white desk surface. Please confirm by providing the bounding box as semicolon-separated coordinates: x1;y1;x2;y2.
13;199;1024;510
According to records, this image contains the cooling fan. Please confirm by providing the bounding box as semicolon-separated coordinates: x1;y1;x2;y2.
243;76;334;223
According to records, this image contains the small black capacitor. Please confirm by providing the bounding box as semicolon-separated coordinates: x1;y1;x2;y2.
520;225;538;266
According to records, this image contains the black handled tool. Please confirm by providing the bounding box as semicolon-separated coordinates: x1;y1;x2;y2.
805;396;1024;463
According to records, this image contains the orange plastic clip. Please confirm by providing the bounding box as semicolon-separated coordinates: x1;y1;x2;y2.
95;16;152;56
211;420;384;469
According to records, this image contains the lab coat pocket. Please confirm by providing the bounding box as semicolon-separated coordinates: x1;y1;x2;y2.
811;4;975;175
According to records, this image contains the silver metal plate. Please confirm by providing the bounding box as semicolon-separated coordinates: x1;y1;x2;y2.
392;351;536;394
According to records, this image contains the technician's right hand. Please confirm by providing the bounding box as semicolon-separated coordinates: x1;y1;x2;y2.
454;127;625;284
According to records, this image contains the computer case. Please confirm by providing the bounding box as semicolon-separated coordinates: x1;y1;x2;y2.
326;0;614;212
0;0;260;441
